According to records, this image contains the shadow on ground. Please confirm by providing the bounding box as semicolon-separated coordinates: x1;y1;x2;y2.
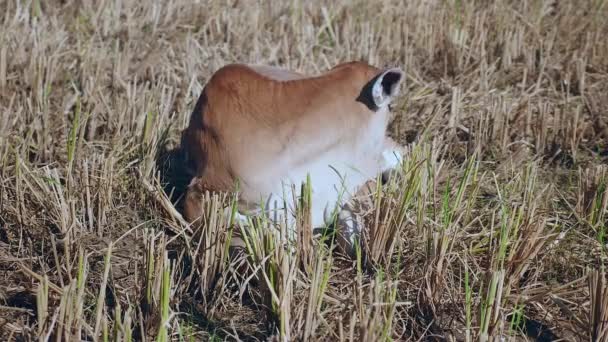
155;142;191;215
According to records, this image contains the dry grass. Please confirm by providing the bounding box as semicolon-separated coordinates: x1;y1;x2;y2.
1;0;608;340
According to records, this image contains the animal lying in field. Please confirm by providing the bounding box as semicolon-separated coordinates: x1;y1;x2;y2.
180;61;404;253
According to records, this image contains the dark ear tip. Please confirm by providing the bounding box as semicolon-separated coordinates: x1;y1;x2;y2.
356;67;405;111
380;68;404;97
383;68;404;84
386;67;404;76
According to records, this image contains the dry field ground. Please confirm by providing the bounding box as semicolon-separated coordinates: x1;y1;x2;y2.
1;0;608;341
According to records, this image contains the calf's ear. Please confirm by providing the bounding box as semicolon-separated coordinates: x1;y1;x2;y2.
357;68;404;110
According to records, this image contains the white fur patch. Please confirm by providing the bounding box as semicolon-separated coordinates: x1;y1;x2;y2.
223;207;249;227
233;212;249;226
382;149;403;171
238;107;397;234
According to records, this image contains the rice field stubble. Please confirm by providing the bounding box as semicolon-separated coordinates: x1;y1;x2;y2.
0;0;607;341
